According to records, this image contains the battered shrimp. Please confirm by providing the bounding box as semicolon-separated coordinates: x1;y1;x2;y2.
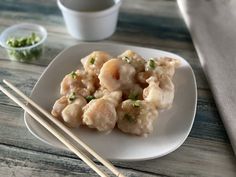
102;91;122;107
99;59;136;91
60;70;98;97
61;95;87;128
51;96;69;119
93;87;110;99
93;87;122;103
136;71;152;86
145;57;180;78
143;75;174;109
117;100;158;136
81;51;111;76
83;98;117;132
118;50;145;72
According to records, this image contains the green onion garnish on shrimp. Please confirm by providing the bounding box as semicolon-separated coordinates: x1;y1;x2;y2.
124;113;136;123
148;58;156;69
90;57;95;64
132;101;140;107
86;95;96;102
70;71;77;79
68;92;76;102
128;92;139;100
122;56;131;63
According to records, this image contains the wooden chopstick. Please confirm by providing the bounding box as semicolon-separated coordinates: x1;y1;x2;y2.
3;80;125;177
0;81;125;177
0;84;107;177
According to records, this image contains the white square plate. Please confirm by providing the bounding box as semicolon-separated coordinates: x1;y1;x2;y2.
24;43;197;161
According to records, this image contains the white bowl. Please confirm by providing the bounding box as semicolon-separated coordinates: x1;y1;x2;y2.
57;0;122;41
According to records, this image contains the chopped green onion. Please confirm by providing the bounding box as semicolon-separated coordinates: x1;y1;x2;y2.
90;57;95;64
122;56;131;63
128;92;139;100
132;101;140;108
70;71;77;79
31;32;36;41
148;58;156;69
86;95;96;102
6;33;41;48
68;92;76;102
6;32;42;62
124;113;136;123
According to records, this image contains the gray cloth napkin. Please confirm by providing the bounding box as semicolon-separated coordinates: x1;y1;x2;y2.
177;0;236;154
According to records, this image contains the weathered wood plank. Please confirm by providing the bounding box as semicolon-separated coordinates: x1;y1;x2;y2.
0;117;235;177
0;144;158;177
115;138;236;177
0;11;193;49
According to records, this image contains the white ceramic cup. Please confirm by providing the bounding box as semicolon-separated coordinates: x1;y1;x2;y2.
57;0;122;41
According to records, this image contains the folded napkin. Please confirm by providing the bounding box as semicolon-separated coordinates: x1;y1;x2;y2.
177;0;236;154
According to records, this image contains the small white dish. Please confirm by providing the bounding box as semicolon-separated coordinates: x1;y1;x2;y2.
24;43;197;161
57;0;122;41
0;23;47;62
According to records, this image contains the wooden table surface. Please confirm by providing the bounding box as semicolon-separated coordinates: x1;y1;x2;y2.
0;0;235;176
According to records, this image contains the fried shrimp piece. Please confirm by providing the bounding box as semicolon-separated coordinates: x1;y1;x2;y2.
102;91;122;107
123;84;143;100
117;100;158;136
93;87;110;99
51;96;69;119
60;70;97;97
83;98;117;132
145;57;180;78
98;59;136;91
136;71;152;86
81;51;111;76
118;50;146;72
137;57;180;87
143;75;174;109
61;95;87;128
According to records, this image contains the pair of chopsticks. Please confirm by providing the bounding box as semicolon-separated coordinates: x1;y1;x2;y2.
0;80;125;177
